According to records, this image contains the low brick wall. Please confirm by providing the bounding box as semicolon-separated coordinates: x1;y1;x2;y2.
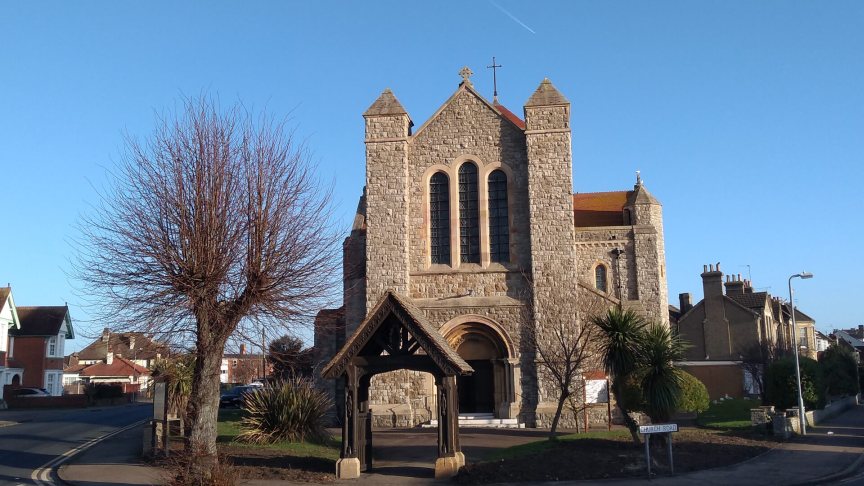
6;394;89;409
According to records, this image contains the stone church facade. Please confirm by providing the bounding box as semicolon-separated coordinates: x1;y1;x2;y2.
315;68;669;428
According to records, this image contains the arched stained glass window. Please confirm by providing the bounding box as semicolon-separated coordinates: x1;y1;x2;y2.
488;170;509;263
595;264;608;292
430;172;451;265
459;162;480;263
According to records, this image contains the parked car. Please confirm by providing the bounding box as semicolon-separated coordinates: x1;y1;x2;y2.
15;388;51;397
219;385;258;408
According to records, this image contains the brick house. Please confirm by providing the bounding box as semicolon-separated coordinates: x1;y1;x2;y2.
8;305;74;396
675;264;816;399
74;327;168;369
314;69;669;428
220;344;270;384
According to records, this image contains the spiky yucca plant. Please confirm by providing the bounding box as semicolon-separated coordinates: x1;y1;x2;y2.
638;324;686;423
237;377;331;444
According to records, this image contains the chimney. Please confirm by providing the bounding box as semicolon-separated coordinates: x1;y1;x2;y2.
106;348;114;365
701;263;724;299
101;328;110;343
744;279;753;294
240;343;246;355
858;325;863;338
679;293;693;313
724;273;745;296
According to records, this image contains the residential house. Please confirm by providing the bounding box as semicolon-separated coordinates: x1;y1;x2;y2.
76;328;168;368
221;344;269;384
0;287;24;399
8;305;75;396
64;352;151;391
815;330;832;355
834;328;864;362
675;264;802;399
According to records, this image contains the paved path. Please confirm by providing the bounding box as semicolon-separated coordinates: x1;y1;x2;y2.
58;404;864;486
0;403;151;485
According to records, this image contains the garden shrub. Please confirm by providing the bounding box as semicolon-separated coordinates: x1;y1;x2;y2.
238;377;331;444
677;371;710;414
765;356;824;410
819;345;859;397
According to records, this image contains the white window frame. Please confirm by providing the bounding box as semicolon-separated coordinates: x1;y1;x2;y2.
48;336;57;357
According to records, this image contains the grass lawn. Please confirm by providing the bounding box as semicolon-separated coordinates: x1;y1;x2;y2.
696;398;759;429
484;429;630;461
217;408;339;461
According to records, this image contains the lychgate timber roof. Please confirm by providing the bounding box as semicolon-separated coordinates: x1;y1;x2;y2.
321;291;472;379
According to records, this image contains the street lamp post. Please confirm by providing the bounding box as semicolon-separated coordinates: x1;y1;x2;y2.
788;271;813;435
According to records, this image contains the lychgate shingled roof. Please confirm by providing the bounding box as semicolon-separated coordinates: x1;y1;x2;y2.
321;291;472;379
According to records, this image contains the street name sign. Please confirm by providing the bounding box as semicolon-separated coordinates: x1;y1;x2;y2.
639;423;678;434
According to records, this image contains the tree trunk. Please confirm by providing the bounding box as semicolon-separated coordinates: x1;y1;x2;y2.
549;391;569;439
611;382;641;446
187;336;227;464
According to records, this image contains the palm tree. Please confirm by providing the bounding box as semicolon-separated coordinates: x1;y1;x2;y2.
592;307;646;445
639;324;686;423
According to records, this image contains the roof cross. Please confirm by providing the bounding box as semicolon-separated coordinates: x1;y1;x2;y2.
459;66;473;86
487;56;502;103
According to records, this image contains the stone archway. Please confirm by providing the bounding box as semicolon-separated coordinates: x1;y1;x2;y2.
441;318;518;419
11;374;20;386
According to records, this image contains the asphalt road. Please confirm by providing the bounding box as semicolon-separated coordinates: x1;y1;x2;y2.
0;403;152;485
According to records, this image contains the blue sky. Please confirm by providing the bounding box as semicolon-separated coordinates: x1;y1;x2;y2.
1;1;862;352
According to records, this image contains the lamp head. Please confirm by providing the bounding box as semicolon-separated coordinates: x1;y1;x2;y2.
799;272;814;279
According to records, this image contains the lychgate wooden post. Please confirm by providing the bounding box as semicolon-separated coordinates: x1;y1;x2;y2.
336;365;361;479
435;374;464;478
358;374;373;472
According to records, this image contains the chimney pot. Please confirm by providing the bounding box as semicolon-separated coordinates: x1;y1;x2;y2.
240;343;246;355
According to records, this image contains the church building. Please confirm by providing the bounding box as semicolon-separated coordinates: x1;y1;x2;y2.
315;67;669;428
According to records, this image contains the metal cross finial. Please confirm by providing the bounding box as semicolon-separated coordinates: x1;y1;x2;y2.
487;56;502;103
459;66;473;85
636;170;643;186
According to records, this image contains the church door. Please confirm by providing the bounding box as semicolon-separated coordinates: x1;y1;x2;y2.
458;360;494;413
449;324;507;416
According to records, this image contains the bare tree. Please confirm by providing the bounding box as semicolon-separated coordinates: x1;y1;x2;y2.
76;97;339;472
525;282;610;438
233;359;261;385
740;340;788;400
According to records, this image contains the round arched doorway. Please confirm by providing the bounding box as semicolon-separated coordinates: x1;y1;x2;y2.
441;319;515;416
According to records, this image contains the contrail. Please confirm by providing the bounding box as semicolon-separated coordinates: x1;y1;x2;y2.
489;0;536;34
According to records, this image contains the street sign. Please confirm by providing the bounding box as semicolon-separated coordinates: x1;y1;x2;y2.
639;423;678;477
639;423;678;434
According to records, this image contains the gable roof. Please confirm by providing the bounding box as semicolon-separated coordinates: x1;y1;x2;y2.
573;191;629;227
321;291;472;379
0;287;20;330
13;306;73;337
727;291;770;311
78;356;150;378
0;287;10;314
412;82;526;138
77;331;168;362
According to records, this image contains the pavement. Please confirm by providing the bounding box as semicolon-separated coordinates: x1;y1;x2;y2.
57;404;864;486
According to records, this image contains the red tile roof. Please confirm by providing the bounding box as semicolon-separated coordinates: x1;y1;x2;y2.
493;103;526;130
79;356;150;377
573;191;629;227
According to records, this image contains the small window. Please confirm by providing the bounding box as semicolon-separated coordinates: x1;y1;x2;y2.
232;359;238;367
429;172;451;265
48;337;57;357
459;163;480;263
488;170;509;263
595;265;608;292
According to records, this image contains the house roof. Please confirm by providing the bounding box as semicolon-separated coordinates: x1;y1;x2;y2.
77;331;168;362
835;330;864;350
223;353;265;359
572;191;629;227
322;291;472;379
13;306;72;337
726;291;770;311
79;356;150;377
0;287;10;314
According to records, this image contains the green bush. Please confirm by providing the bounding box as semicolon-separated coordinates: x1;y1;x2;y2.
765;356;824;410
237;377;331;444
819;345;859;397
677;371;710;414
